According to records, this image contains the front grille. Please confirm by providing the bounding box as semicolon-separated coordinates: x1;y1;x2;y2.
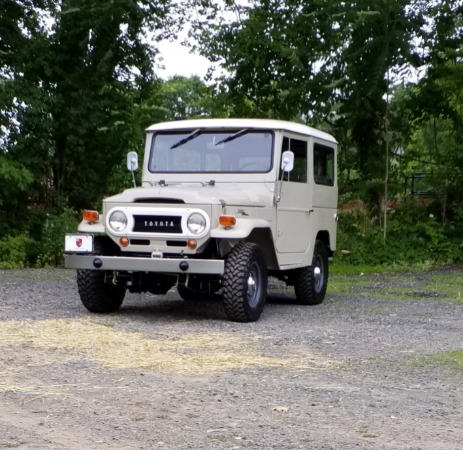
133;215;182;233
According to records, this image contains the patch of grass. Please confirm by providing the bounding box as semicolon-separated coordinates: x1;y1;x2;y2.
373;274;463;303
328;274;373;295
331;260;442;275
331;264;383;275
208;434;227;442
426;275;463;303
329;268;463;303
357;426;377;439
0;439;26;448
412;350;463;371
372;286;433;301
362;432;378;439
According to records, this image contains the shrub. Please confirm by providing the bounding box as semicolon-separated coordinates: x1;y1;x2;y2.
0;235;32;269
334;203;463;268
33;208;79;267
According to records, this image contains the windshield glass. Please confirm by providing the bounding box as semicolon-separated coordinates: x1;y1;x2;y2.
148;130;274;173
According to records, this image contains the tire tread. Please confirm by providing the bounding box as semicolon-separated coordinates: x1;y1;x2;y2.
294;240;328;305
222;242;267;322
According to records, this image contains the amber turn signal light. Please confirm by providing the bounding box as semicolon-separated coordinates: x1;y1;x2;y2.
119;237;129;247
187;239;197;250
219;215;236;227
83;210;99;222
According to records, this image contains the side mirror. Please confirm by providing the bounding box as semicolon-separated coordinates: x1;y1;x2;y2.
127;151;138;172
281;151;294;172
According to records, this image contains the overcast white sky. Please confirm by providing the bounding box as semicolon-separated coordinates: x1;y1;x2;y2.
157;39;213;79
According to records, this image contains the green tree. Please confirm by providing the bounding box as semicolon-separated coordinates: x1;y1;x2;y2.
189;0;343;121
1;0;179;214
159;75;228;120
397;1;463;220
190;1;423;182
337;0;423;180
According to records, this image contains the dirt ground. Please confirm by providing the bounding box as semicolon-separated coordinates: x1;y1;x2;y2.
0;267;462;449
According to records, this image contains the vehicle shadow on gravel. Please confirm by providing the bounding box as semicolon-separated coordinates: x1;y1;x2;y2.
118;287;305;323
266;291;301;305
120;295;228;322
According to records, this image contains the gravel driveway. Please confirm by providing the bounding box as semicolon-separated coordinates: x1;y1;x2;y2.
0;267;462;449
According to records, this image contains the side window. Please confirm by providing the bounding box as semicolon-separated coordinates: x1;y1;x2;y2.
281;136;307;183
314;143;335;186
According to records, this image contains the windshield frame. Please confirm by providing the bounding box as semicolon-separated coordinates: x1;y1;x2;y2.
147;129;275;175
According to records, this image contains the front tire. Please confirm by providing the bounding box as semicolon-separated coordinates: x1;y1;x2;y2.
294;240;328;305
77;269;126;313
76;238;126;313
222;242;267;322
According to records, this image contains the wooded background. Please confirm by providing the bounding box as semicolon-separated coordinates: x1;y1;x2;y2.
1;0;462;268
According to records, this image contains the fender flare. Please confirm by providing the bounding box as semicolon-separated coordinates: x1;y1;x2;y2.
210;218;271;239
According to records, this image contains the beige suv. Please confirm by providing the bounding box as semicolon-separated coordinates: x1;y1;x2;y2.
65;118;338;322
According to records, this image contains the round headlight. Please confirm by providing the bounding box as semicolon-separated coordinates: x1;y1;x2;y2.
109;211;127;232
187;213;207;235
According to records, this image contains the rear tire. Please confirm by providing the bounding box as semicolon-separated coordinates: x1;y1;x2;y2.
294;240;328;305
222;242;267;322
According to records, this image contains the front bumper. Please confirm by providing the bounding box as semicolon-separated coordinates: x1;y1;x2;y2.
65;254;224;275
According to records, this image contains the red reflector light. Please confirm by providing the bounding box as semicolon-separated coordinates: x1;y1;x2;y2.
219;215;236;227
83;210;99;222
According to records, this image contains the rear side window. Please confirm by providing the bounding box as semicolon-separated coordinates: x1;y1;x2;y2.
314;143;335;186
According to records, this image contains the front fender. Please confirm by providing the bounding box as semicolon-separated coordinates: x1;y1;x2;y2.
77;220;106;233
211;218;271;239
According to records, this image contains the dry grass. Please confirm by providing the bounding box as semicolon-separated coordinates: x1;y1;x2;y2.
0;319;336;379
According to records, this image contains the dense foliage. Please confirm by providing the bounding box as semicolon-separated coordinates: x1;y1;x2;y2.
1;0;462;267
336;202;463;268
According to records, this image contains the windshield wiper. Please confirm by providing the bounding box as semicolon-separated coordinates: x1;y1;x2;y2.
170;129;203;149
215;129;249;146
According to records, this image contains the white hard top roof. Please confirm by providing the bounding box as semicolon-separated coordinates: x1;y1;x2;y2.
146;118;337;144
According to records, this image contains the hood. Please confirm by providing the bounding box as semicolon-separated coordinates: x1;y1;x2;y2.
104;183;269;207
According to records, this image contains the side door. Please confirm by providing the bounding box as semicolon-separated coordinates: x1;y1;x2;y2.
311;140;338;249
276;135;313;254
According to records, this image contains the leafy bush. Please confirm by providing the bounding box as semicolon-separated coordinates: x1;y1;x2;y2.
33;208;79;267
0;209;78;268
0;235;32;269
334;202;463;268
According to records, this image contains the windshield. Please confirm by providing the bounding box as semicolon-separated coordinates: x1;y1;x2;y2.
148;130;274;173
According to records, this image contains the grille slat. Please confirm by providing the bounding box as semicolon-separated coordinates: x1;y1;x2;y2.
133;215;182;233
